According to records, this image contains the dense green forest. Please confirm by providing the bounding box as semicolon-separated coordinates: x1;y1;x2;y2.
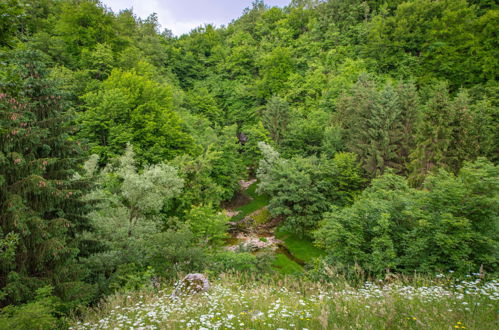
0;0;497;328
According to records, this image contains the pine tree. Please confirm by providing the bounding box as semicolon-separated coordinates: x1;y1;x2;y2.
337;76;420;177
393;81;420;174
262;96;290;146
0;49;93;306
409;83;481;186
409;82;453;186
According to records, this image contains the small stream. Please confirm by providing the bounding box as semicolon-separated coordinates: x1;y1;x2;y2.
224;180;306;269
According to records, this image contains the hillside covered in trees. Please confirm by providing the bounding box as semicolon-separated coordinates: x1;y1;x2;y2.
0;0;497;328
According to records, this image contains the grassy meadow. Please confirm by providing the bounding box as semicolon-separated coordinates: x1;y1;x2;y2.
71;273;498;330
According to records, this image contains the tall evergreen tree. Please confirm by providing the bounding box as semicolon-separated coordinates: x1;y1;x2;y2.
262;96;290;146
337;76;420;177
0;49;93;306
409;83;483;185
409;82;453;186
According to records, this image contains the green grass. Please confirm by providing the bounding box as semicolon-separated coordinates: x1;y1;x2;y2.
275;227;326;263
72;273;499;330
271;254;303;275
233;182;270;221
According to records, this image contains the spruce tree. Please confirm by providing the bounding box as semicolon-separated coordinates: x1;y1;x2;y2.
409;82;453;186
337;76;420;177
0;49;93;306
262;96;290;146
409;83;480;186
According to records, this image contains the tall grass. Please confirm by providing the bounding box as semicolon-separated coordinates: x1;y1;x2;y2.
71;272;498;329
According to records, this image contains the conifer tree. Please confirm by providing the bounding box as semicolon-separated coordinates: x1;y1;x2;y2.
262;96;290;146
337;76;420;177
408;83;480;185
409;82;453;186
0;49;93;306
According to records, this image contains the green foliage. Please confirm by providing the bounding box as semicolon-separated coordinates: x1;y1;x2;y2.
257;143;364;236
315;172;413;274
281;109;331;157
409;83;483;185
167;140;244;215
0;48;92;306
209;251;260;273
337;75;420;177
1;0;498;319
53;0;119;67
80;43;115;80
239;122;271;168
404;159;499;272
257;47;295;99
210;125;246;200
145;229;207;278
315;159;498;275
262;96;290;145
78;146;183;293
108;264;155;292
79;67;194;164
0;286;61;330
184;85;223;126
184;205;229;246
366;0;493;87
0;0;24;48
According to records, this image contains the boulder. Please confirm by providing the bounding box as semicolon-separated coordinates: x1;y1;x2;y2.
173;273;210;296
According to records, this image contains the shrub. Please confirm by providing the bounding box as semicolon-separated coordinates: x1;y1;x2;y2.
0;286;61;330
315;159;499;275
209;252;259;273
184;205;229;246
257;143;364;237
145;230;207;278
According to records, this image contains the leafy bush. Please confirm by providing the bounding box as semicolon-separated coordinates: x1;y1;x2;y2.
145;230;207;278
108;264;155;292
0;286;61;330
184;205;229;246
257;143;364;236
315;159;498;275
209;251;259;273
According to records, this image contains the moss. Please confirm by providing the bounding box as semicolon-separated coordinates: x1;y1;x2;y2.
252;208;271;225
275;227;325;263
271;254;303;274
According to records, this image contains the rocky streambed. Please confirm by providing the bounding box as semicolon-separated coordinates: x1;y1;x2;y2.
223;180;306;269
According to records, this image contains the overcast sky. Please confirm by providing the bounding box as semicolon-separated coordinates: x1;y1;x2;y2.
101;0;291;36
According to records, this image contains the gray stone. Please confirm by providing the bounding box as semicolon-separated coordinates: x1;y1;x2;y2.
173;273;210;296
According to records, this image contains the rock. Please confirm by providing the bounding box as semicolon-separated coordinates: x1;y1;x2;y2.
225;234;283;252
225;210;240;218
173;273;210;296
238;178;257;190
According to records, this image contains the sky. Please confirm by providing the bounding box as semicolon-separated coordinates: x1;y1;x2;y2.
101;0;291;36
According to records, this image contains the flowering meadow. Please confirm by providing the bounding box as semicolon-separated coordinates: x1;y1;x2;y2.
72;274;498;329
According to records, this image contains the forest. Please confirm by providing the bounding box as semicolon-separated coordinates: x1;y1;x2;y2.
0;0;497;328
